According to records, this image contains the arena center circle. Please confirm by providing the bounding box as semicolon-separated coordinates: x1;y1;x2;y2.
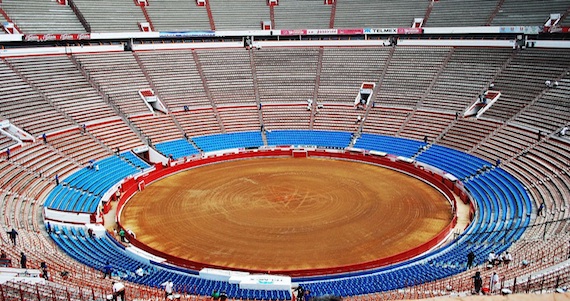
120;157;453;274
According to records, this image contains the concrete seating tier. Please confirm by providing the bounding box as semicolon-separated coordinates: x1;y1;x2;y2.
218;105;260;133
254;48;319;103
334;0;428;28
0;0;84;33
73;52;152;116
6;56;116;125
274;0;331;29
318;48;388;104
362;107;411;136
491;0;570;26
196;49;256;105
438;117;500;152
135;50;211;110
312;104;362;132
399;110;454;142
208;0;269;30
145;0;210;31
261;104;311;130
427;0;496;27
87;118;145;152
131;114;183;143
376;47;451;108
173;109;223;138
70;0;145;32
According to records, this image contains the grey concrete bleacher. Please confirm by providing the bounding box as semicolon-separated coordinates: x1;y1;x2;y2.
6;56;116;125
73;52;151;116
145;0;210;31
482;49;570;122
421;47;512;113
514;78;570;132
209;0;268;30
491;0;570;26
254;48;319;103
427;0;496;27
196;49;256;105
136;50;210;110
376;47;451;108
0;61;73;135
334;0;427;28
318;48;388;104
1;0;84;34
274;0;330;29
71;0;145;32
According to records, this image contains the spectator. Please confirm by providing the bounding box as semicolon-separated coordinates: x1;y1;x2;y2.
211;289;220;301
467;251;475;269
538;130;542;141
95;164;99;172
161;280;174;299
127;229;136;239
559;126;568;137
115;147;120;155
501;251;512;266
219;291;227;301
7;228;18;246
495;159;501;167
40;262;49;280
487;251;496;266
46;222;52;234
119;229;126;242
0;250;6;259
55;174;59;185
135;267;146;277
537;202;545;216
102;262;113;279
42;133;47;143
490;272;500;294
20;252;27;269
455;112;459;120
112;281;126;301
183;105;189;112
303;290;311;301
87;228;94;238
545;80;552;88
5;148;9;160
423;136;428;144
473;271;483;294
183;133;188;140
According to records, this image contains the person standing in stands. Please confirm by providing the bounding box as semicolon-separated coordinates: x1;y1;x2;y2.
219;291;227;301
537;202;545;216
211;289;220;301
5;148;9;160
161;280;174;299
46;222;52;234
20;252;26;269
103;261;113;279
119;229;126;242
490;272;500;294
42;133;47;143
467;251;476;269
112;281;126;301
7;228;18;246
473;271;483;294
55;174;59;185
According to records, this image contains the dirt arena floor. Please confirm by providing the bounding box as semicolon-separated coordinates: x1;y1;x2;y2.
120;157;452;272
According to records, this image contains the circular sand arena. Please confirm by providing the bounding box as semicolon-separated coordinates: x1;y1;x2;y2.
120;157;452;273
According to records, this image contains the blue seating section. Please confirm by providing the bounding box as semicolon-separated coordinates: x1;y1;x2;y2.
354;134;424;158
155;139;200;159
192;132;264;152
47;132;533;298
51;226;291;299
44;156;140;213
266;130;351;149
119;151;151;169
416;145;492;179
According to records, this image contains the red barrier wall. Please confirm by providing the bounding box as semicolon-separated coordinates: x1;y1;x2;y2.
115;149;468;278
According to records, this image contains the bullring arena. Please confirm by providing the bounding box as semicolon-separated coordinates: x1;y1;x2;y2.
120;157;452;273
0;1;570;301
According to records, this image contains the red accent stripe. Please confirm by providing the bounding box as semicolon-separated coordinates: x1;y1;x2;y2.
204;0;216;30
0;7;22;34
140;5;155;32
329;0;336;29
269;5;275;29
